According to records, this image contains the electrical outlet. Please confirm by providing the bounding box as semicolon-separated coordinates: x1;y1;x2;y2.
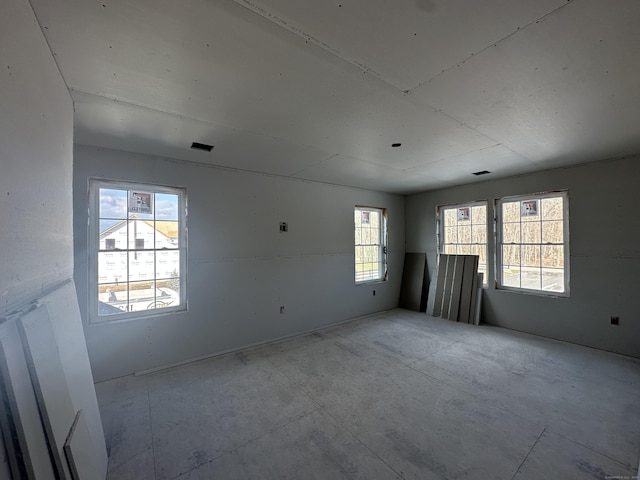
279;222;288;233
610;316;619;325
280;306;285;314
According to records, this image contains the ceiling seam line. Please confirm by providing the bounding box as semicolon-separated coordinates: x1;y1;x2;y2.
76;142;399;196
405;0;579;94
287;153;340;178
69;87;325;155
401;143;503;172
27;0;74;107
432;106;544;165
228;0;409;96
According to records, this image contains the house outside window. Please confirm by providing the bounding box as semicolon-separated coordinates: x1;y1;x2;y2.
89;179;187;322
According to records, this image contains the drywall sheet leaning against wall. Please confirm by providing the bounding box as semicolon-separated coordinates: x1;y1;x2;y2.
0;319;56;479
18;305;76;479
425;269;438;316
429;254;480;324
399;253;428;312
64;410;103;480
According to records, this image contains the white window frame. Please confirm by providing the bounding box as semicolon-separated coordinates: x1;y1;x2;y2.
437;201;489;286
354;206;388;284
495;190;569;296
88;179;187;323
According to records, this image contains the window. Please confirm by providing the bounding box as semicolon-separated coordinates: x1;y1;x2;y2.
354;206;387;283
496;191;569;295
438;202;488;285
89;180;187;322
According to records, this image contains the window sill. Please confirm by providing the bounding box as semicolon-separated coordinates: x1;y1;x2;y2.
495;286;569;299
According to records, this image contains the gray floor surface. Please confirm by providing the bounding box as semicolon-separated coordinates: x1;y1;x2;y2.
95;309;640;479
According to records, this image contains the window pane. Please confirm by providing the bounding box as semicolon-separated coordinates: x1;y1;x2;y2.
503;223;520;244
502;245;521;269
444;208;457;226
458;225;471;244
156;250;180;280
470;244;486;265
155;193;179;221
360;226;372;245
502;201;519;223
541;197;563;220
97;283;127;316
502;265;521;288
458;244;471;255
522;221;541;244
444;226;457;243
521;244;541;268
155;221;180;248
157;271;181;307
99;188;127;219
472;225;486;244
127;280;157;312
542;245;564;269
98;251;127;284
370;211;380;227
129;251;155;282
521;268;542;291
542;267;564;292
100;219;125;246
128;219;153;249
542;220;563;244
150;285;180;310
471;205;486;224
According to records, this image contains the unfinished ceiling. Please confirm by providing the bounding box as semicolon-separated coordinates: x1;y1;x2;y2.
30;0;640;194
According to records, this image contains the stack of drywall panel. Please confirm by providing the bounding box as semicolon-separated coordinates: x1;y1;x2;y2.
427;254;482;324
399;253;429;312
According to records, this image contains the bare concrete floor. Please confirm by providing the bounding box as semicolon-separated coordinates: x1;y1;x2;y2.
95;309;640;479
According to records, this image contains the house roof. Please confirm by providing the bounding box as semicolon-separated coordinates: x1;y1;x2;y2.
146;221;179;239
99;216;178;240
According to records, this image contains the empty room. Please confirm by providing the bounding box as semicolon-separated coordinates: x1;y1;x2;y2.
1;0;639;479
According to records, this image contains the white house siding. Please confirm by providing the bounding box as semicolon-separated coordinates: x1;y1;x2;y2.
98;220;179;284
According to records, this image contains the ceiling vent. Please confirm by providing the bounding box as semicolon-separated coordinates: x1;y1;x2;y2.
191;142;214;152
472;170;491;176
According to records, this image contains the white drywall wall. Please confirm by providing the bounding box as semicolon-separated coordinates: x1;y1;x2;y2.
0;0;107;476
74;145;405;381
406;156;640;358
0;0;73;302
